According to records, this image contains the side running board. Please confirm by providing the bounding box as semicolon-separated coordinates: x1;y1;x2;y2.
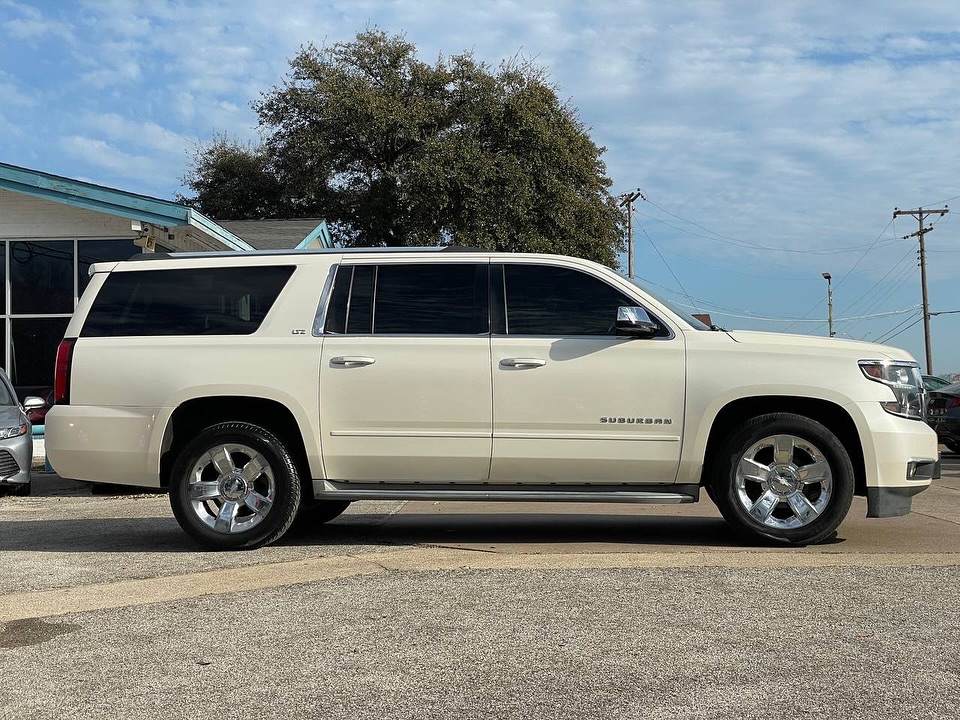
314;480;699;504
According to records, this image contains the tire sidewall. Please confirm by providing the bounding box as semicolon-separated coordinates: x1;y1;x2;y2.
169;422;301;550
712;413;855;545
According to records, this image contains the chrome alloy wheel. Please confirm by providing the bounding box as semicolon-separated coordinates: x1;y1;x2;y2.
734;434;833;530
187;443;276;535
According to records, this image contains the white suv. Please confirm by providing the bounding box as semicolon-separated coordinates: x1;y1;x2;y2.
46;248;940;549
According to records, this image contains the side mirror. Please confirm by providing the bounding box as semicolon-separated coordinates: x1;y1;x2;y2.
616;306;659;338
23;396;45;410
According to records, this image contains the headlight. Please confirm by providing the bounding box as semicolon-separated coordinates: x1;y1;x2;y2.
859;360;925;420
0;423;27;439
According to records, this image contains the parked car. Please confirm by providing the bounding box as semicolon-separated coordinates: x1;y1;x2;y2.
24;387;54;425
46;248;939;549
0;368;34;496
923;375;952;392
926;381;960;454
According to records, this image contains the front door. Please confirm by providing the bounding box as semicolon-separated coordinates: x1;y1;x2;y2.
490;262;685;485
319;261;492;483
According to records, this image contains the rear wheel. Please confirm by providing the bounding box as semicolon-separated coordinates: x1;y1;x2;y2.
711;413;854;545
943;438;960;455
169;422;301;550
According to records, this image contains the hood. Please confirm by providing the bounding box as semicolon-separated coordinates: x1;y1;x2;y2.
722;329;910;362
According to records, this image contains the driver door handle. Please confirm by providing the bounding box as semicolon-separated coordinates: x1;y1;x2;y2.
499;357;546;368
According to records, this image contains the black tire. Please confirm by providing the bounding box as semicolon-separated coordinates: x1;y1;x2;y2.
169;422;301;550
710;413;854;545
297;499;351;525
5;482;30;496
943;439;960;455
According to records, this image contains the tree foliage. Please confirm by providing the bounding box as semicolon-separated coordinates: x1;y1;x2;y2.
178;133;290;220
180;30;625;266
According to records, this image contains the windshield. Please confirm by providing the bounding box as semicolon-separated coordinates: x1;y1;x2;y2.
629;280;712;330
0;373;17;406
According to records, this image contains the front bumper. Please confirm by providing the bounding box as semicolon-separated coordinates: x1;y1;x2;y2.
0;430;32;487
853;401;939;517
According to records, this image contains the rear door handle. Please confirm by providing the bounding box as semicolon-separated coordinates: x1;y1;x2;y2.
330;356;376;367
499;357;546;368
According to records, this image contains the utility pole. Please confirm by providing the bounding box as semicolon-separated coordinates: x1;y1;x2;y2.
822;272;834;337
618;189;645;279
893;205;948;375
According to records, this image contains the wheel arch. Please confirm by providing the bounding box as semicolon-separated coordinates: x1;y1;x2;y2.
160;396;311;489
700;396;867;496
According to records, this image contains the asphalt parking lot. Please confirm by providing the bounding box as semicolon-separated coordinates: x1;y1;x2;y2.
0;455;958;719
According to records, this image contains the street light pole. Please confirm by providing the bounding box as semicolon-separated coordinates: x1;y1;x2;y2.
822;272;834;337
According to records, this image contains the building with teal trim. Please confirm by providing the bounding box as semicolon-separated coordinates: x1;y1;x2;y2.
0;162;331;397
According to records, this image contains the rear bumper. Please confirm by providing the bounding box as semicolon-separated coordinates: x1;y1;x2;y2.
45;406;161;487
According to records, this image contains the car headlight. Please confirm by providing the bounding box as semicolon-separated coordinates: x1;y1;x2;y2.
859;360;925;420
0;423;28;439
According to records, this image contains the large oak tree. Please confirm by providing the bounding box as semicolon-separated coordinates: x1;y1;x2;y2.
180;30;625;267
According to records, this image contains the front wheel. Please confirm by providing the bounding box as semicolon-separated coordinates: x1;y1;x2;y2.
169;422;302;550
710;413;854;545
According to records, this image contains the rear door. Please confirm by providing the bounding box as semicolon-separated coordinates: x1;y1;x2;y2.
319;260;493;482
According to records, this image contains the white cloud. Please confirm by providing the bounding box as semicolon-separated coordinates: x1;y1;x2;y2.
59;135;152;175
1;0;75;42
81;112;192;156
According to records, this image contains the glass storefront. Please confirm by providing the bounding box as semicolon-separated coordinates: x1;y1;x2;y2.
2;238;142;398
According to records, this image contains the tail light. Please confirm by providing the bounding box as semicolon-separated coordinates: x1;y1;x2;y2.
948;397;960;410
54;339;76;405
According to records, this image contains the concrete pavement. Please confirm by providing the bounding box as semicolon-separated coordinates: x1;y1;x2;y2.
0;455;957;719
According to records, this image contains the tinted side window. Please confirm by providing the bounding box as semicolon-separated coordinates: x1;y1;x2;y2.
375;264;487;334
503;264;635;336
82;266;294;337
325;263;488;335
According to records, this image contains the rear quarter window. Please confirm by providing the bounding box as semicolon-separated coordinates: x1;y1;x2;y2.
81;266;295;337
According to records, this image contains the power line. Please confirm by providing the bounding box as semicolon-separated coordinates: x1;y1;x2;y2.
875;314;924;345
639;198;899;254
780;217;897;333
634;222;700;312
633;208;900;255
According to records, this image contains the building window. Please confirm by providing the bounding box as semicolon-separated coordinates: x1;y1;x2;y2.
3;239;140;396
77;239;143;294
10;241;75;315
10;317;70;396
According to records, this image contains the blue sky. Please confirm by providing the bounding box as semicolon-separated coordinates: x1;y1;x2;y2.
3;0;960;373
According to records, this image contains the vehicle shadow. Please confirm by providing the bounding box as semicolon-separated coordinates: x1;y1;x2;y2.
0;510;822;553
283;511;816;550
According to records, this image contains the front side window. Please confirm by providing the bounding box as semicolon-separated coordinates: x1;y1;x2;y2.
81;266;294;337
326;264;488;335
501;264;638;336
